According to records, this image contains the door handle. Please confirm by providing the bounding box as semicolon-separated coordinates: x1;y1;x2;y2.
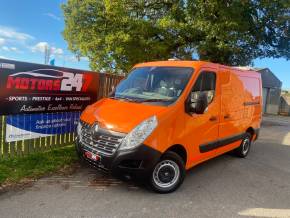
224;114;230;119
209;116;217;121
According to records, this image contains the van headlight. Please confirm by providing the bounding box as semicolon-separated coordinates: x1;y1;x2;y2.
119;116;158;151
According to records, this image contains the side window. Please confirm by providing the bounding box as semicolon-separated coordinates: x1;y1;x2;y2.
191;71;216;104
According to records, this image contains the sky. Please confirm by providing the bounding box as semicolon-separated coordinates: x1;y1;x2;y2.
0;0;289;89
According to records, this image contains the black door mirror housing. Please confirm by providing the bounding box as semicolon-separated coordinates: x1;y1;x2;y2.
194;92;208;114
186;92;208;114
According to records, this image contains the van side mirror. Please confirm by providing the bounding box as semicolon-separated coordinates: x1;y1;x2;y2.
186;92;208;114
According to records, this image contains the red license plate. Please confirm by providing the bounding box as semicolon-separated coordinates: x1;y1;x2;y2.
84;151;100;161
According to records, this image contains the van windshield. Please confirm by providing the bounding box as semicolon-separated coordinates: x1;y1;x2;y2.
112;67;193;105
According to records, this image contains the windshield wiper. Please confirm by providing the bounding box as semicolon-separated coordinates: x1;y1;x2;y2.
109;96;139;102
110;96;173;103
137;98;174;103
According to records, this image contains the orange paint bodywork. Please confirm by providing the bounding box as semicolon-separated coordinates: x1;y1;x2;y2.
80;61;262;170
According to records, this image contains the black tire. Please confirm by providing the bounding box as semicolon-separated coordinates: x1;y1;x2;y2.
149;151;186;194
234;133;252;158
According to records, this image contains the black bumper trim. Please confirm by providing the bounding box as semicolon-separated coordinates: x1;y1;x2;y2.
254;128;260;141
75;138;161;178
199;133;246;153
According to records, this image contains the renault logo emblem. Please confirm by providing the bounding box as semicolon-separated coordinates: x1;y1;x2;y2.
91;123;99;137
93;123;99;133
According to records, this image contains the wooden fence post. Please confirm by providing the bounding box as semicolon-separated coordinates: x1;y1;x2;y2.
98;73;106;99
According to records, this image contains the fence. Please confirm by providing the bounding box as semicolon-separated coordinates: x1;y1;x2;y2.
0;73;124;159
279;96;290;116
98;73;124;99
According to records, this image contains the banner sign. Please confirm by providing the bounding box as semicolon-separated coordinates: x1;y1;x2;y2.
6;112;81;142
0;59;100;115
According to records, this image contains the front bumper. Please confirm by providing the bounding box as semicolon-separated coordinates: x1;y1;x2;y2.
75;137;161;178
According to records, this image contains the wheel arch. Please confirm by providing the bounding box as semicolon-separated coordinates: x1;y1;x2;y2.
246;127;255;141
165;144;187;165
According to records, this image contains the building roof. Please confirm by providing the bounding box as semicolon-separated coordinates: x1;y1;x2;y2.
255;68;282;89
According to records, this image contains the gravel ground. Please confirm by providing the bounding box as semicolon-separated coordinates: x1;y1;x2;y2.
0;115;290;218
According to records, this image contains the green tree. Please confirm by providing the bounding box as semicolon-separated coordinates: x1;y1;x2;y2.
62;0;290;73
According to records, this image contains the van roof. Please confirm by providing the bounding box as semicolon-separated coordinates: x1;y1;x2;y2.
134;60;254;71
134;60;216;69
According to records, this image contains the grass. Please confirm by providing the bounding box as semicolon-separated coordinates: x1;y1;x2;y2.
0;145;78;186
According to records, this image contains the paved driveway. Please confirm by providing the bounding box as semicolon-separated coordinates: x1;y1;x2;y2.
1;115;290;218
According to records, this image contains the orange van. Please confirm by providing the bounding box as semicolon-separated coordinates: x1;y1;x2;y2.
76;60;262;193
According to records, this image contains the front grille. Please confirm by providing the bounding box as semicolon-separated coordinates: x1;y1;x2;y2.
79;121;126;156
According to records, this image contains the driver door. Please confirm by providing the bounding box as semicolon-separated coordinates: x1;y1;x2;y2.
184;69;221;165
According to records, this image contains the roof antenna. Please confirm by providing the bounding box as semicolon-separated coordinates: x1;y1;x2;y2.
168;58;180;61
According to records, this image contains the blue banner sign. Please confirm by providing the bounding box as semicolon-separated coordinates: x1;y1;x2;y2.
5;112;81;142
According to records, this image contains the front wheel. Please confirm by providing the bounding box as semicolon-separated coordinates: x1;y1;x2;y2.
149;151;186;194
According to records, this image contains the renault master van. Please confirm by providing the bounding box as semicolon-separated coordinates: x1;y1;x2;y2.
76;60;262;193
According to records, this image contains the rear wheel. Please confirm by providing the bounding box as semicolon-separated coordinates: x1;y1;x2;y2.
234;133;252;158
149;151;186;193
